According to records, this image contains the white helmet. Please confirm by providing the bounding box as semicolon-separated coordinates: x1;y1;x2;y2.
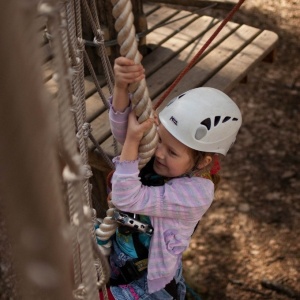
159;87;242;155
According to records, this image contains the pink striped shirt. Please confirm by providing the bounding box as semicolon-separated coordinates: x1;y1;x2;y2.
109;101;214;293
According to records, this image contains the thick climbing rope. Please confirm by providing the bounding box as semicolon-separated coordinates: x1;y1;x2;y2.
111;0;159;169
154;0;246;110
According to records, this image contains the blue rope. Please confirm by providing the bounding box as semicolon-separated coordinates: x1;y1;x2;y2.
185;283;203;300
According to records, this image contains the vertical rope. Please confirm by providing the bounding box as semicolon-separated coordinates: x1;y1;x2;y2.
81;0;115;94
111;0;158;168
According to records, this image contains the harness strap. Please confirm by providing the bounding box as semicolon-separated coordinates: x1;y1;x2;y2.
132;232;148;259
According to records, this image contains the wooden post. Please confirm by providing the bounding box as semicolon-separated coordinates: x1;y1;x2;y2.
0;1;74;299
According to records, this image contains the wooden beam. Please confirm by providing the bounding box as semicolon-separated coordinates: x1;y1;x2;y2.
145;0;238;11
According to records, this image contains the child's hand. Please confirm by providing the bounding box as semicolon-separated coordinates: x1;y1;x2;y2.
126;111;154;143
114;57;145;90
120;111;155;162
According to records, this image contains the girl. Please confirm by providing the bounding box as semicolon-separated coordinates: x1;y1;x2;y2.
107;57;242;299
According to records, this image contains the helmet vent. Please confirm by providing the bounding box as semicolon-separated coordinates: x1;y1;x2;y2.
201;118;211;130
232;117;238;121
178;93;186;99
195;127;207;140
214;116;221;126
222;116;231;123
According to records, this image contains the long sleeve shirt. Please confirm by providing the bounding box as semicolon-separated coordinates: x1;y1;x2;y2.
109;100;214;293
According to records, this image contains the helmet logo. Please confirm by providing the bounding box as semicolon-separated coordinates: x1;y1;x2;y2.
169;116;178;126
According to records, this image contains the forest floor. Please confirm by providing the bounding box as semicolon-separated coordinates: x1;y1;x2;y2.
181;1;300;299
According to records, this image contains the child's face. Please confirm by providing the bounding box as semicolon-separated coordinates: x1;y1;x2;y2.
153;124;194;178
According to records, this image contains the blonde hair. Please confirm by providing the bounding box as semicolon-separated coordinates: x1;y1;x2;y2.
190;150;221;191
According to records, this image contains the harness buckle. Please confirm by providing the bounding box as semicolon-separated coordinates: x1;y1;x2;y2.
113;210;154;236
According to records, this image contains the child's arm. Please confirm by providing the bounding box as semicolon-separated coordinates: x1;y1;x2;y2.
112;57;145;112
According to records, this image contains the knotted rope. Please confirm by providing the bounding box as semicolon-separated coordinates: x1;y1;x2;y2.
111;0;158;169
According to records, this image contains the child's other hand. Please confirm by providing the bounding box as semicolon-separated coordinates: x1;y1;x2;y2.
114;57;145;90
126;111;154;143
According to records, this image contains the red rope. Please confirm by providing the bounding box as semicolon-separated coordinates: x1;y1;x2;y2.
154;0;246;110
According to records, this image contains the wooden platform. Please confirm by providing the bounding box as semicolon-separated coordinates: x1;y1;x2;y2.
44;3;278;168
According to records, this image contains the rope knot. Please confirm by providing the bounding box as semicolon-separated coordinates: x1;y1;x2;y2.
73;284;86;299
77;37;85;49
93;30;105;45
82;164;93;179
82;122;92;139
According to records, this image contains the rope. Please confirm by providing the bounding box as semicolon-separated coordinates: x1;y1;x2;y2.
81;0;115;94
111;0;158;169
154;0;246;110
83;50;110;110
42;1;106;299
68;1;112;296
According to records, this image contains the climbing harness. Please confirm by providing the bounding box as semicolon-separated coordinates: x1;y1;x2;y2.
112;210;154;236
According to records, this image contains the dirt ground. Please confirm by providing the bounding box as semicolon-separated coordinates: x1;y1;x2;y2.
182;1;300;299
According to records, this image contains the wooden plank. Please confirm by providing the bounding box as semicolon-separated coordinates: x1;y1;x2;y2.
146;0;238;11
149;20;241;103
146;6;181;31
100;135;122;158
88;110;111;150
143;15;219;78
84;75;106;98
146;9;199;50
153;25;262;110
203;30;279;92
86;85;110;122
143;3;161;15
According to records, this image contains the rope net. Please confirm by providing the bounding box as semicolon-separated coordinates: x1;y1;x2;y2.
41;0;115;299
